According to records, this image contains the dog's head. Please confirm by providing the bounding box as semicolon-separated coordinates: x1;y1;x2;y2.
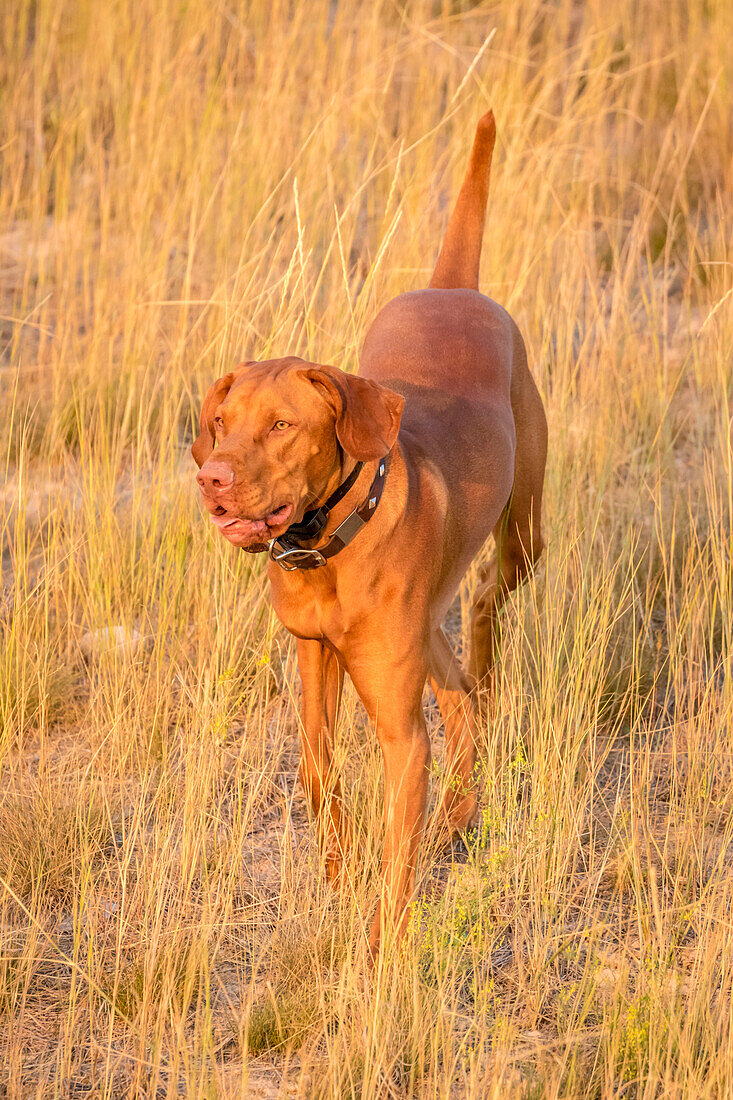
192;357;404;550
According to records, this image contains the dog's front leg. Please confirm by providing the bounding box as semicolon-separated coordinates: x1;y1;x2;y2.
296;638;348;887
349;648;431;961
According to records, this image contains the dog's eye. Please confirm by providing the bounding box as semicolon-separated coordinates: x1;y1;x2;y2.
271;420;290;432
214;416;224;429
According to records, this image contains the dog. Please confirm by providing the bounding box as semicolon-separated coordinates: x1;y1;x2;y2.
193;112;547;958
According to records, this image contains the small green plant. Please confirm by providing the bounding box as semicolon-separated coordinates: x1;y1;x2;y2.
103;943;203;1022
0;783;108;904
615;993;654;1084
244;982;320;1056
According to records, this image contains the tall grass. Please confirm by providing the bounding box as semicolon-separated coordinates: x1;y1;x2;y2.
0;0;731;1095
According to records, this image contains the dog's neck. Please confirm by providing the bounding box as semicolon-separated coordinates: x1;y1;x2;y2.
268;448;395;573
305;455;378;544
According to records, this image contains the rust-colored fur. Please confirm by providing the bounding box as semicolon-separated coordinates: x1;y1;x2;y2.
193;112;547;959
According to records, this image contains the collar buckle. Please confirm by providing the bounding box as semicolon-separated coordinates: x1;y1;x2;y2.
269;537;327;571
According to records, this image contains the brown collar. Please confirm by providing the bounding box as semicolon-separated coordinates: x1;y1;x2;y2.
269;452;391;571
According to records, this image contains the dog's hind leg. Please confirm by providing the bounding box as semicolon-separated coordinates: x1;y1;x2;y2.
470;330;547;688
429;627;479;832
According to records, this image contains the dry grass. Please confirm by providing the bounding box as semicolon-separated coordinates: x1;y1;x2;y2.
0;0;731;1095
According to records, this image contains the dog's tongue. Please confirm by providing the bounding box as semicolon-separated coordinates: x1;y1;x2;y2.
211;504;293;539
211;515;268;537
266;503;293;527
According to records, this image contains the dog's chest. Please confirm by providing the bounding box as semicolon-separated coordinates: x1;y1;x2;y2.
267;567;347;644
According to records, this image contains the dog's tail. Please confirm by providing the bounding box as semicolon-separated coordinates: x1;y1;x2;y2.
429;111;496;292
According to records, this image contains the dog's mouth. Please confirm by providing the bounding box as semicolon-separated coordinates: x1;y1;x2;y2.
209;502;294;548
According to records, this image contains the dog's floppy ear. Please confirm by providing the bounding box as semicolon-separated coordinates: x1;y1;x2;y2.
191;372;235;467
300;364;404;461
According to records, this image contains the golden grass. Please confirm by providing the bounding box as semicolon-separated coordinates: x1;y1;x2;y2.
0;0;731;1095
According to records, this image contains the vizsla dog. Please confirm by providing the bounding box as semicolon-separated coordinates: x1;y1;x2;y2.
193;112;547;958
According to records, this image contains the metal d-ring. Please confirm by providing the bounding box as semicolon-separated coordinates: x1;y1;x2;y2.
269;539;327;571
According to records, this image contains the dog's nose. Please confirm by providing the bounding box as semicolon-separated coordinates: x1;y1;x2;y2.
196;461;235;494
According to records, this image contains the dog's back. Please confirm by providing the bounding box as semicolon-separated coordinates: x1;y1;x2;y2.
359;112;521;585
